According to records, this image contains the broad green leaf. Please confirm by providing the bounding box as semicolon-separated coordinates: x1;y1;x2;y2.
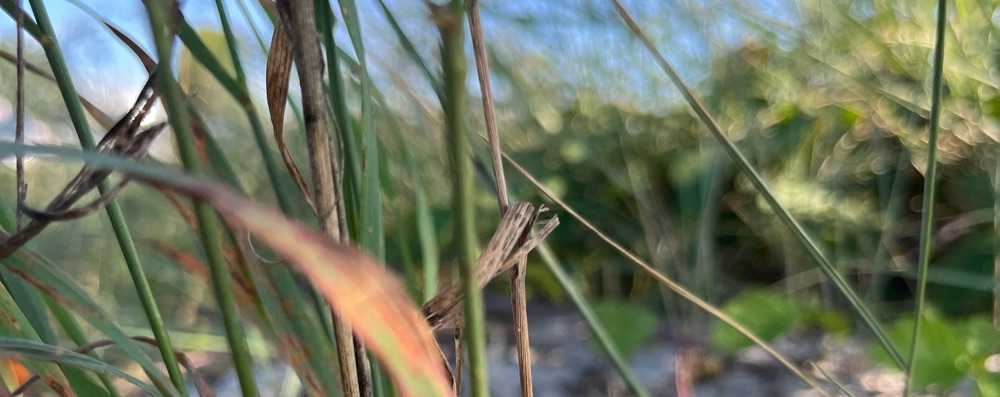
870;312;967;389
710;289;801;351
590;300;659;358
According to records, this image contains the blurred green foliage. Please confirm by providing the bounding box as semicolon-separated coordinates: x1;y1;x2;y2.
869;311;1000;393
0;0;998;393
589;299;659;358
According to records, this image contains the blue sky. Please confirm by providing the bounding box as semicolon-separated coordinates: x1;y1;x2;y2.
0;0;801;139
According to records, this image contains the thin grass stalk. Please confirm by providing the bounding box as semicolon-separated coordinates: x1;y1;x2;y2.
14;0;23;231
358;2;442;300
143;2;259;395
904;0;949;394
536;244;652;397
615;131;679;318
466;0;507;213
25;1;189;393
994;158;999;329
336;0;384;258
694;153;722;323
275;1;362;396
208;4;343;393
438;2;489;395
812;363;856;397
318;5;381;394
320;2;361;235
334;1;381;394
466;2;533;395
174;21;344;392
609;0;905;369
211;0;299;216
503;152;830;395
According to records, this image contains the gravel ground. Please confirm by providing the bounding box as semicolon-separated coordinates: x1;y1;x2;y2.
197;296;974;396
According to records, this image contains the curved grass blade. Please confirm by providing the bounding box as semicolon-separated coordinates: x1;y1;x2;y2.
0;252;179;397
0;339;158;396
0;142;453;397
0;271;115;396
265;20;315;213
0;283;74;396
609;0;904;369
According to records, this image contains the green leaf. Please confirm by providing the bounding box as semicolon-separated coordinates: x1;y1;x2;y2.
976;372;1000;397
870;311;967;389
590;300;658;358
710;289;801;352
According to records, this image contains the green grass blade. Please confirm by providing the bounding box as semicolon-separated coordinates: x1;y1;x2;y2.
23;1;189;391
0;338;158;396
0;270;115;396
177;21;242;95
180;12;303;217
904;0;949;394
995;160;1000;330
42;294;121;397
0;281;74;394
321;8;362;235
142;2;258;395
338;0;384;259
200;6;344;394
0;2;39;37
609;0;904;369
436;2;490;395
333;1;383;395
813;363;856;397
536;244;652;397
2;251;179;397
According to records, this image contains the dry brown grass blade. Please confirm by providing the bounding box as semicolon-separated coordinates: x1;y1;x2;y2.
466;0;533;392
422;203;558;330
139;176;451;397
275;1;365;395
265;19;315;213
0;76;162;259
102;22;155;73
